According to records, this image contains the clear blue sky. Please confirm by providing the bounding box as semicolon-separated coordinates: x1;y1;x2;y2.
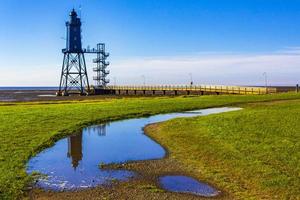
1;0;300;86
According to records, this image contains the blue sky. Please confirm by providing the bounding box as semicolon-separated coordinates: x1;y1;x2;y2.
1;0;300;86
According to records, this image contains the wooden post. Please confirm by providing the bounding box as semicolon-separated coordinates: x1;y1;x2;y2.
297;84;299;93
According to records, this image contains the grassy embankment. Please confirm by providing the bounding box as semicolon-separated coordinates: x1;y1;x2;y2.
146;99;300;200
0;93;300;199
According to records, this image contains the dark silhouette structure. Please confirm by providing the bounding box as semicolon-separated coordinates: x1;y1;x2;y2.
57;9;110;96
57;9;90;96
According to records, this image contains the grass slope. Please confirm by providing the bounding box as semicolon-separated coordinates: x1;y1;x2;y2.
0;93;300;199
146;99;300;199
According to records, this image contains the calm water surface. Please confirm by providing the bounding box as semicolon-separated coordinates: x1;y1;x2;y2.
160;175;219;197
27;107;241;191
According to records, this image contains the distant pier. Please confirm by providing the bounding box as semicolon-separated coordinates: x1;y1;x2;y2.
94;85;276;95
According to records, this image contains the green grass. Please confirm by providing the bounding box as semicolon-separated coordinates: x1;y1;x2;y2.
0;93;300;199
146;99;300;199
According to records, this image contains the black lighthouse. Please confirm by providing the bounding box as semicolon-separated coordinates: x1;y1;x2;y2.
57;9;90;96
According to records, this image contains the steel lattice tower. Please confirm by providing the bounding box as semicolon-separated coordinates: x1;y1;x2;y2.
93;43;110;88
57;9;90;96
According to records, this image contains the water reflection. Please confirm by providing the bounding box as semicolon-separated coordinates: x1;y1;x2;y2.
85;124;107;136
27;107;241;191
67;124;108;169
67;133;83;169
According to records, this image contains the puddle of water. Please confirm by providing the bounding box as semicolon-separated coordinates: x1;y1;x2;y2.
159;175;219;197
27;107;241;191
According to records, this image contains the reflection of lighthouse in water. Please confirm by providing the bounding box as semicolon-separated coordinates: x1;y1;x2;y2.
89;124;107;136
67;133;83;169
84;124;108;136
66;124;108;169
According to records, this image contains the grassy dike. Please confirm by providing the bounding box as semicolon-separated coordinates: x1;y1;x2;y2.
0;93;300;199
146;99;300;200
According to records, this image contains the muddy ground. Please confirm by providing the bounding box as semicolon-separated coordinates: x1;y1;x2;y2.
29;157;230;200
0;90;190;102
0;90;121;102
